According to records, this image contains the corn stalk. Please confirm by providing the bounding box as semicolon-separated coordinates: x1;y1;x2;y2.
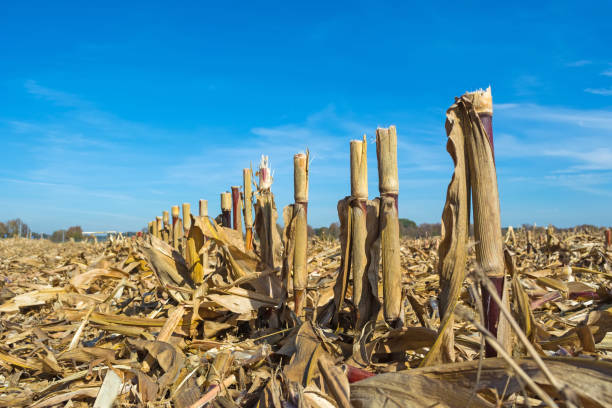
162;211;170;243
220;192;232;228
155;216;162;240
329;138;381;329
231;186;243;232
199;199;208;217
243;168;254;251
282;152;309;315
465;87;508;357
171;205;182;252
423;87;509;364
254;156;282;270
377;126;402;328
182;203;191;237
421;96;471;366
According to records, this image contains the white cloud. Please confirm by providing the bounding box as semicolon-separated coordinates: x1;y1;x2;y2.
566;60;592;67
601;68;612;77
585;87;612;96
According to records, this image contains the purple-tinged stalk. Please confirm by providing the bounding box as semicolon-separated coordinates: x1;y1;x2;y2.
466;87;507;357
243;168;254;251
231;186;243;232
376;126;402;328
220;192;232;228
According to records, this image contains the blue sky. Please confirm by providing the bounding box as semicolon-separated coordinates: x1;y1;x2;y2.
1;1;611;233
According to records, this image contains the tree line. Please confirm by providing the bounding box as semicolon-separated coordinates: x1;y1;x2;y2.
0;219;84;242
308;218;442;239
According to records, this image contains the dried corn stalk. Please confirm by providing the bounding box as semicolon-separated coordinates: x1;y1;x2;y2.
182;203;191;237
243;168;254;251
330;138;381;329
282;152;309;315
220;192;232;228
254;155;282;270
465;87;508;357
421;99;471;366
377;126;402;327
231;186;243;233
199;199;208;217
162;211;170;243
154;216;161;239
171;205;183;252
424;87;508;363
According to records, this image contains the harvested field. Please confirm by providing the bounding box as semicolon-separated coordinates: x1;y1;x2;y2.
0;225;611;407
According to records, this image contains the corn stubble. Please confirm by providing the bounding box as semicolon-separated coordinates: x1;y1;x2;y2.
2;89;611;407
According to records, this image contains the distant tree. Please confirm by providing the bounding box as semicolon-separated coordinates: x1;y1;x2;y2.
398;218;418;237
5;219;29;238
50;230;65;243
327;222;340;239
0;222;7;238
307;225;315;237
65;226;83;241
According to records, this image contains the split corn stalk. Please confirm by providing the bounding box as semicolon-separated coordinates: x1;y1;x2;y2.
231;186;243;232
220;192;232;228
377;126;402;327
424;87;509;363
254;156;282;270
243;168;254;251
421;95;471;366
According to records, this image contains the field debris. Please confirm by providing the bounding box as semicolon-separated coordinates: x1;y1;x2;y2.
0;224;610;407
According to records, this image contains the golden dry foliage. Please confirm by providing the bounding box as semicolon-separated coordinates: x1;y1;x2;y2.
0;226;611;407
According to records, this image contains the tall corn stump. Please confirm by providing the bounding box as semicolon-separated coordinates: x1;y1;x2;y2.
171;205;182;251
199;199;208;217
220;192;232;228
255;156;282;270
350;137;373;327
243;168;254;251
377;126;402;327
162;211;170;243
292;153;309;315
182;203;191;237
155;216;162;239
231;186;243;232
467;88;507;357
